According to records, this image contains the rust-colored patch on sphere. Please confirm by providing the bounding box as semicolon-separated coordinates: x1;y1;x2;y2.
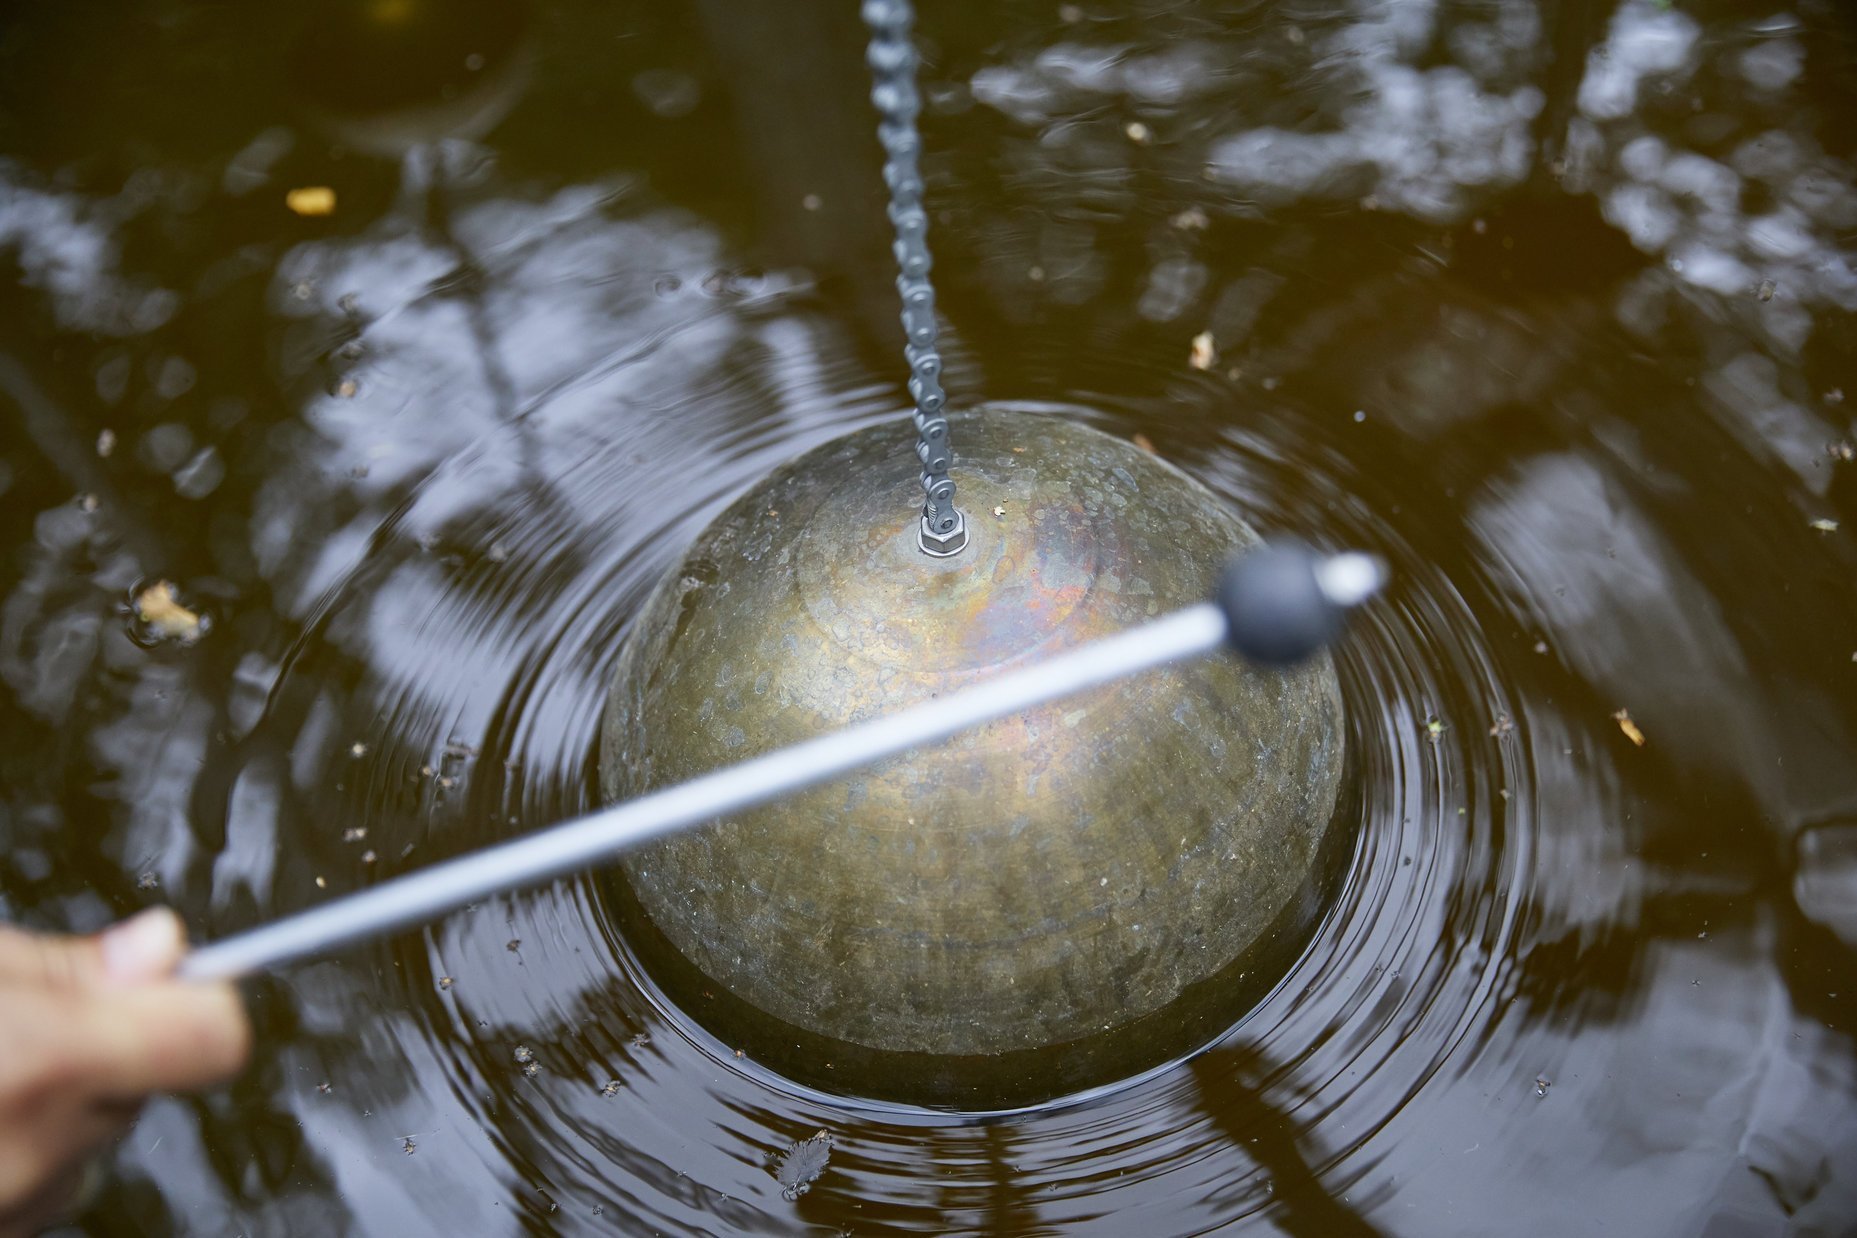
600;407;1349;1108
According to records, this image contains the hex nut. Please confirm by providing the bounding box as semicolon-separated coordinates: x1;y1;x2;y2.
917;507;969;556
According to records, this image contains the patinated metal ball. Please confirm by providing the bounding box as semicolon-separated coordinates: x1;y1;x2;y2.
599;407;1348;1108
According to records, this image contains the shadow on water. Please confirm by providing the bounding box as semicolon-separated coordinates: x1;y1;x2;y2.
3;0;1857;1234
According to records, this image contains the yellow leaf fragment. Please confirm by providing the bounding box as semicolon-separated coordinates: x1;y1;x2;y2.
134;581;205;642
1189;331;1216;370
286;186;337;217
1612;709;1646;747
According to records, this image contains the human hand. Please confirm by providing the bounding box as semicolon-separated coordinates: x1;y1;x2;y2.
0;907;250;1236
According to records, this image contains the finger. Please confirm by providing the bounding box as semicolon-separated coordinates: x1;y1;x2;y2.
0;922;105;990
0;908;186;990
66;982;251;1099
1;1154;105;1238
0;1081;129;1238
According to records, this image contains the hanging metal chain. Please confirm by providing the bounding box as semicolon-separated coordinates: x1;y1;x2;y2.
863;0;967;557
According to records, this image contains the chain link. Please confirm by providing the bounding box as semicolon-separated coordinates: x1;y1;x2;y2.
863;0;966;555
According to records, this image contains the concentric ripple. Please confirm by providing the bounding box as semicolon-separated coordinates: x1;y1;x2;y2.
44;192;1848;1230
215;284;1565;1233
6;3;1854;1226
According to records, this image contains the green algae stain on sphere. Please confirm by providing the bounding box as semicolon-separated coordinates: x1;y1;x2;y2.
599;407;1350;1109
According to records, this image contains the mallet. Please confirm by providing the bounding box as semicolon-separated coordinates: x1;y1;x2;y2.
179;542;1384;981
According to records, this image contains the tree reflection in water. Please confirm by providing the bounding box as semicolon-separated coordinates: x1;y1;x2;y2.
0;0;1854;1233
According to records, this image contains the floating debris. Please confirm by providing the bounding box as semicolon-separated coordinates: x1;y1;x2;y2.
1756;278;1777;302
600;1079;621;1097
342;827;367;843
315;876;328;889
96;428;116;457
336;379;358;398
1188;331;1216;370
360;849;377;864
132;581;208;644
350;741;368;758
992;504;1007;519
1534;1075;1551;1097
1612;709;1647;747
136;872;159;891
1124;121;1151;144
514;1045;534;1064
285;186;337;217
506;938;522;953
437;976;454;991
1809;518;1839;533
78;493;99;512
1424;716;1446;743
1489;713;1515;738
772;1130;834;1201
1169;207;1209;231
401;1136;417;1156
1131;432;1157;454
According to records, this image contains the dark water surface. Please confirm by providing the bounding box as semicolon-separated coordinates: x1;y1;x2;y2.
4;1;1857;1234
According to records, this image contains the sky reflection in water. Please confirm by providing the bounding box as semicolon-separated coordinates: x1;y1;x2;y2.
1;0;1855;1233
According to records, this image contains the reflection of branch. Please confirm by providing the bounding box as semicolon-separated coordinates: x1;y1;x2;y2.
413;145;535;478
1188;1049;1382;1238
979;1120;1044;1237
1533;0;1609;181
1505;857;1857;1043
693;0;895;366
0;353;167;571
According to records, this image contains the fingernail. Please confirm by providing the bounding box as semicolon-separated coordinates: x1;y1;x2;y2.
100;907;184;983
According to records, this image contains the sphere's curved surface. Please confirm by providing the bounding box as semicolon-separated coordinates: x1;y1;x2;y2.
599;407;1349;1108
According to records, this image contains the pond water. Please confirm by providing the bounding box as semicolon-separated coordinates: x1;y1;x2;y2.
3;0;1855;1234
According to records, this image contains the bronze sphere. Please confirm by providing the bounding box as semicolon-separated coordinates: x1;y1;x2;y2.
600;407;1349;1109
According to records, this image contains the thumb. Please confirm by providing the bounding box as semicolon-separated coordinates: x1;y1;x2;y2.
96;907;189;985
72;980;252;1098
